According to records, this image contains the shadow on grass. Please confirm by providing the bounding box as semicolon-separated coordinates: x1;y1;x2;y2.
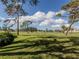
0;48;79;56
0;36;79;56
0;39;71;50
0;39;58;52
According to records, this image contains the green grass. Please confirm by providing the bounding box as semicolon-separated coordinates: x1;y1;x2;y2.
0;32;79;59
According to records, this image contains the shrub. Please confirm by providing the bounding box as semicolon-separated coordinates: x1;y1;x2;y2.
70;37;79;45
0;33;16;47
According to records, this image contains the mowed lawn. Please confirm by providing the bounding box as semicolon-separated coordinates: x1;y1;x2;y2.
0;32;79;59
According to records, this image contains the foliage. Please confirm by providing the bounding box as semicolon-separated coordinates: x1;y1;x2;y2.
20;27;37;32
61;25;68;32
56;13;62;17
0;33;16;47
1;0;39;15
56;0;79;35
62;0;79;23
62;0;79;35
20;21;32;30
1;0;39;35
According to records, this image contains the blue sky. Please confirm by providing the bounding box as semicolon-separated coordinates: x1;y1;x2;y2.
1;0;78;30
24;0;70;15
0;0;69;16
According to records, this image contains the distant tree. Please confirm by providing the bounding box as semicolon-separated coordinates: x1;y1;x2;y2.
26;27;37;32
61;25;75;34
20;21;32;31
1;0;39;35
61;25;67;33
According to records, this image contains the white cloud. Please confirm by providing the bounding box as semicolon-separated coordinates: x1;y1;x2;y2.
64;24;70;27
19;11;66;26
56;10;66;15
19;11;46;23
39;19;53;26
51;25;61;28
0;10;67;30
18;11;67;30
19;11;57;23
39;18;65;26
51;23;70;29
46;11;56;18
55;18;64;24
34;11;45;17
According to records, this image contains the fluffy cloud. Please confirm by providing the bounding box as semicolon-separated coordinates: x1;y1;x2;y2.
55;18;64;24
0;10;67;30
39;19;53;26
56;10;66;15
64;24;70;27
51;25;61;28
19;11;46;23
18;11;67;30
46;11;56;18
19;11;66;24
39;18;65;26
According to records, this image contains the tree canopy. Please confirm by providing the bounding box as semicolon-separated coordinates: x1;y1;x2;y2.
57;0;79;35
0;0;39;35
0;0;39;16
62;0;79;23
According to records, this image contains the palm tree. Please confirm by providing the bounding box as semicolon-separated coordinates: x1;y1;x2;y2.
1;0;39;35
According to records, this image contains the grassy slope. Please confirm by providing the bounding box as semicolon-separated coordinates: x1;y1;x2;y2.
0;32;79;59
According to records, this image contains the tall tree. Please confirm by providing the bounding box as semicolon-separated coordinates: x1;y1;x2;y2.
1;0;39;35
56;0;79;35
62;0;79;35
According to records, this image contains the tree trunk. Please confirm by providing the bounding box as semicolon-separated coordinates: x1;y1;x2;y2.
16;15;19;35
65;22;74;35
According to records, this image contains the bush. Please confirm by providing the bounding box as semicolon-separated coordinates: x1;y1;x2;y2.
70;37;79;45
0;33;16;47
